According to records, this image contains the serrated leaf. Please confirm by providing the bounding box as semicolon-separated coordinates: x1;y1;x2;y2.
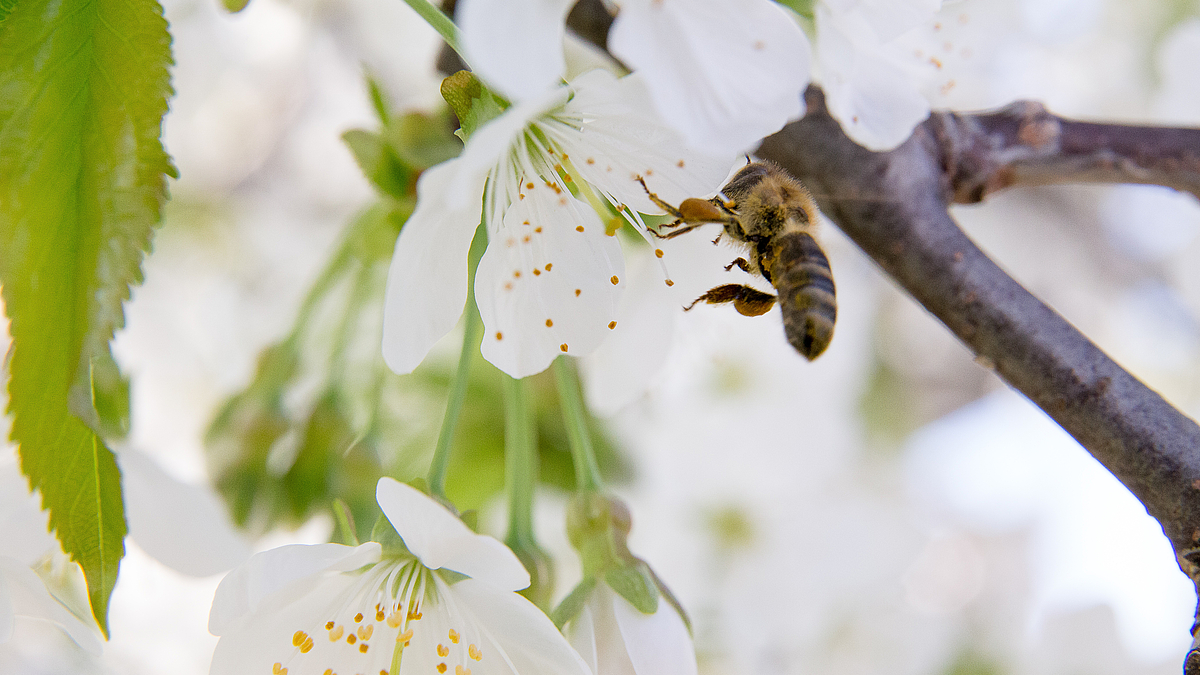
605;562;658;615
0;0;174;635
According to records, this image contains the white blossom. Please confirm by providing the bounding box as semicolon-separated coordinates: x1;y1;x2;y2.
208;478;591;675
565;582;695;675
382;69;734;378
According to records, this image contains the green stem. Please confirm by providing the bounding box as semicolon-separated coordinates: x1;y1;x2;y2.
503;375;537;542
428;224;487;500
552;357;603;492
400;0;467;64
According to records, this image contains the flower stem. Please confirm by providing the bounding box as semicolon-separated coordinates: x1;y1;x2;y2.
428;223;487;500
552;357;603;492
399;0;467;65
503;375;537;542
503;374;555;608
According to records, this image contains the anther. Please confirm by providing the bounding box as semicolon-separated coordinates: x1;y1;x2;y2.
608;321;616;329
533;268;541;276
469;644;482;661
437;665;447;674
576;225;584;232
545;263;552;271
437;645;449;658
357;625;373;641
300;637;314;653
359;643;369;653
293;631;308;647
560;344;568;352
655;249;664;258
610;276;619;285
545;319;553;327
273;663;285;675
354;613;363;623
329;626;344;641
665;279;675;287
347;634;357;645
449;630;460;644
496;332;503;340
574;289;581;296
325;622;335;631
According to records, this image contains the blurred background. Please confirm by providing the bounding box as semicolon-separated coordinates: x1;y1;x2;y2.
4;0;1200;673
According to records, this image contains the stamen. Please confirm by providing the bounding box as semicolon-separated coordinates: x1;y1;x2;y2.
560;344;568;352
449;630;460;644
545;263;552;271
574;289;581;297
354;614;363;623
359;643;369;654
438;645;450;658
545;319;553;327
293;631;308;647
347;634;357;645
329;626;344;641
610;276;619;285
437;665;447;673
357;625;373;641
576;225;584;232
655;249;664;258
469;644;482;661
608;321;617;329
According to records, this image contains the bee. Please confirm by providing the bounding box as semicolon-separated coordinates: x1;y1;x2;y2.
640;160;836;360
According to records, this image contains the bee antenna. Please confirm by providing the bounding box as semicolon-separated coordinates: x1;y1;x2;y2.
744;155;752;166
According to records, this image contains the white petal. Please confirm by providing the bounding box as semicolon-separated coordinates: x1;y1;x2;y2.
458;0;574;102
210;560;402;675
209;542;381;636
120;447;251;578
609;0;811;155
823;0;943;41
0;558;103;655
475;187;624;378
581;248;676;417
383;160;486;375
611;587;696;675
565;584;636;675
547;71;737;213
376;478;530;591
435;577;592;675
817;7;931;151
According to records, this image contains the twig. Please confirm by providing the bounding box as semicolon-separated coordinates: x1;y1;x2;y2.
757;87;1200;671
928;100;1200;204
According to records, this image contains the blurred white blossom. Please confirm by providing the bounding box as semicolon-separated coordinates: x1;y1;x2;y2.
208;478;589;675
382;69;734;378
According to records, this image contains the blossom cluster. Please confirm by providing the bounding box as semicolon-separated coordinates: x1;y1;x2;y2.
382;0;946;382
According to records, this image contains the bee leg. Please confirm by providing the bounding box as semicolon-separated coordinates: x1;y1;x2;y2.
683;284;776;317
724;257;751;273
711;232;723;245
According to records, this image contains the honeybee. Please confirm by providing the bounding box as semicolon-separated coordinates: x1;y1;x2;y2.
640;160;836;360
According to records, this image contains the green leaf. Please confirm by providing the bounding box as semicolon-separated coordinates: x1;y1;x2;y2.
0;0;16;23
440;71;507;141
0;0;175;635
605;562;659;615
342;129;418;201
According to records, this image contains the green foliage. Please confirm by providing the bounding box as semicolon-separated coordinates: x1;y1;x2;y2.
440;70;508;141
222;0;250;12
0;0;174;635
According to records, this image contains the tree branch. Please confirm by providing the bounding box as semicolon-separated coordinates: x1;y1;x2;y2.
927;99;1200;204
756;87;1200;671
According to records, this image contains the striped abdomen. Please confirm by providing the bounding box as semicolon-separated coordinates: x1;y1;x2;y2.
769;231;836;360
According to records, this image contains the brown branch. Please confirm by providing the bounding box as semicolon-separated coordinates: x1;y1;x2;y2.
927;99;1200;204
756;87;1200;672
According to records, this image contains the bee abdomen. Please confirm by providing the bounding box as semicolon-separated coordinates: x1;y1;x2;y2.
771;231;836;361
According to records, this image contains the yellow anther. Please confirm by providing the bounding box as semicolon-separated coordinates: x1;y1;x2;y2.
469;644;482;661
293;631;308;647
358;625;373;641
437;644;449;658
456;666;471;675
448;629;460;644
325;621;335;631
300;637;314;653
359;644;369;653
355;613;364;623
273;663;284;674
397;629;414;644
347;634;357;645
386;612;402;628
376;611;385;622
323;670;332;675
328;626;344;641
437;665;447;673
